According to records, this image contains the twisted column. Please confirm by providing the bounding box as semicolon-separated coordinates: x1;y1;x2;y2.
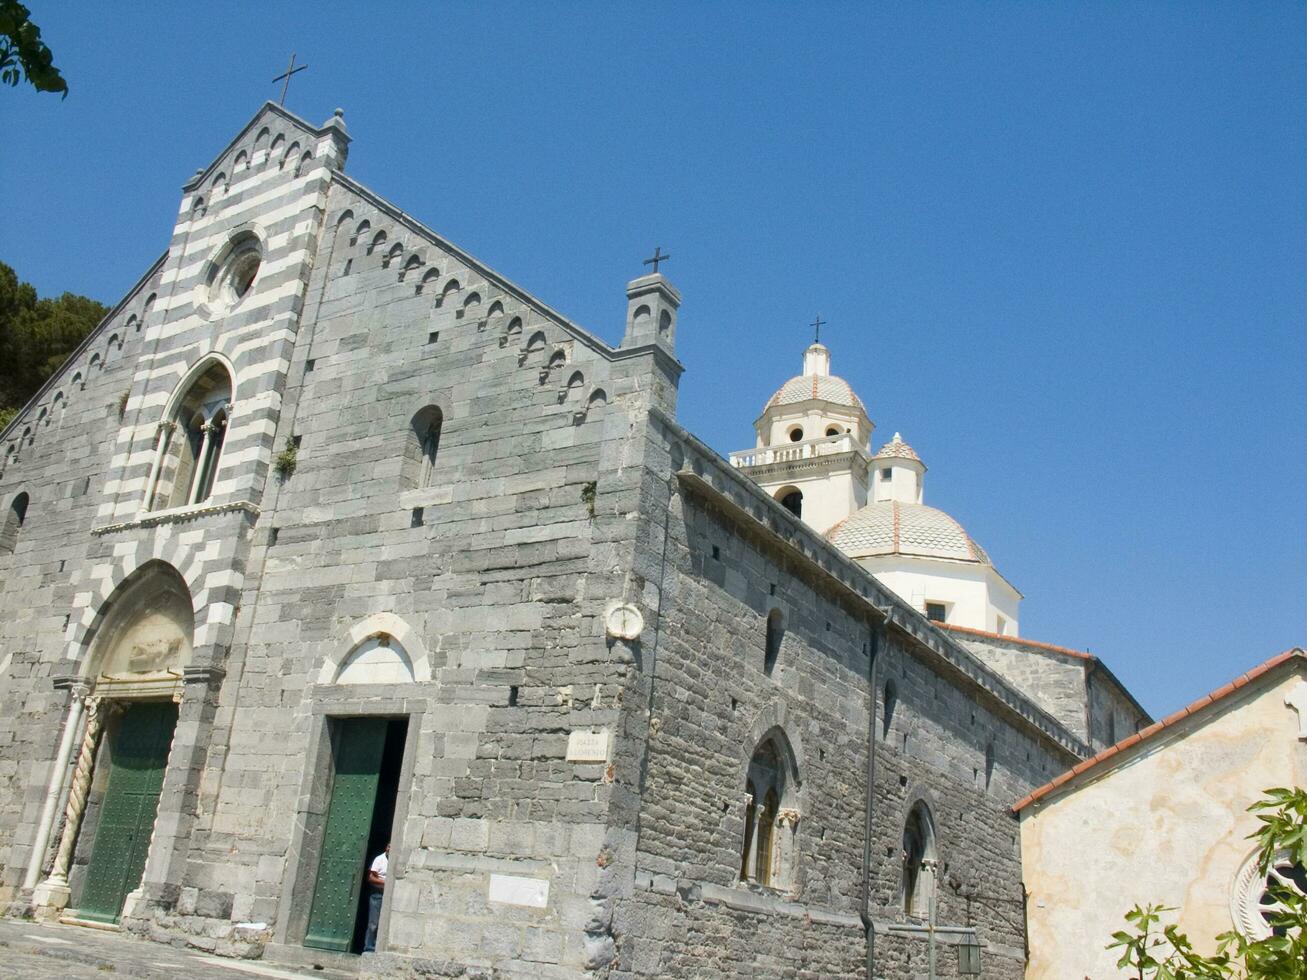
32;697;111;912
47;697;106;885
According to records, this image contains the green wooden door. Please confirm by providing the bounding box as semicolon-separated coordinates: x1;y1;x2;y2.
304;717;387;952
76;700;178;924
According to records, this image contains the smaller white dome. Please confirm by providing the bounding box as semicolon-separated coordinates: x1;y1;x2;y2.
872;432;921;463
826;501;991;565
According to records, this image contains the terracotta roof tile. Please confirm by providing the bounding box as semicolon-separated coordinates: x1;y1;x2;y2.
1012;648;1307;813
939;623;1095;661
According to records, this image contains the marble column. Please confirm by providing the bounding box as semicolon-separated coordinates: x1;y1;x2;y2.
23;682;87;892
31;695;107;910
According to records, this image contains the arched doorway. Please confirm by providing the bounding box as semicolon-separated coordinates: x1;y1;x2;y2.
37;562;193;924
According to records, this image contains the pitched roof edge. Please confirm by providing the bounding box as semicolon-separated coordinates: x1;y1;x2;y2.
940;624;1151;723
940;623;1093;661
331;173;665;371
1012;648;1307;813
183;101;346;194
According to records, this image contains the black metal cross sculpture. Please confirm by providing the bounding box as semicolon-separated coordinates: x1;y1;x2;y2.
272;53;309;106
811;314;827;344
643;246;670;274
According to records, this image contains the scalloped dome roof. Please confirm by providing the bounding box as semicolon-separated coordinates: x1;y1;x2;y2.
872;432;921;463
826;501;991;565
766;373;865;411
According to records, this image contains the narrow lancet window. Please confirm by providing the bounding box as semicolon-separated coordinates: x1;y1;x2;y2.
739;731;800;891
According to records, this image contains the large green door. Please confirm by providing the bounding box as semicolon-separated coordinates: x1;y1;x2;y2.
304;717;387;952
76;700;178;924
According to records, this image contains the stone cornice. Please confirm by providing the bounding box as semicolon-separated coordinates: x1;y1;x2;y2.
92;500;260;536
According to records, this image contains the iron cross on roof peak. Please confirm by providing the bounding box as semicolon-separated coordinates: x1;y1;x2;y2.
272;53;309;106
810;314;827;344
643;246;670;275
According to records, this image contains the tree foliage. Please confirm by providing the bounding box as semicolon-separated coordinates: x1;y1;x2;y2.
0;262;107;428
1109;787;1307;979
0;1;65;97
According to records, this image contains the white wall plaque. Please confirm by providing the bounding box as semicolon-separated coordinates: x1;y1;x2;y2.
566;729;612;763
488;873;550;909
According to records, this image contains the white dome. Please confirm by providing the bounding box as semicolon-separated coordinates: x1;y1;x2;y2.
766;373;864;411
826;500;991;565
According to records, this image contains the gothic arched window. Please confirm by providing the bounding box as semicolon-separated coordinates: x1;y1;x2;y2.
146;360;233;511
739;731;800;891
903;801;938;919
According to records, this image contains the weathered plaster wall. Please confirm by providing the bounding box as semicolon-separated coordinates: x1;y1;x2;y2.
1020;666;1307;980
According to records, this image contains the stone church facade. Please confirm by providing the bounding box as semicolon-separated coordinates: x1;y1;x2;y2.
0;103;1145;978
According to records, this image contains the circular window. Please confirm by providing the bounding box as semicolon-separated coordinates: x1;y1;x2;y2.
1232;848;1307;939
227;250;260;300
789;427;804;442
202;233;263;315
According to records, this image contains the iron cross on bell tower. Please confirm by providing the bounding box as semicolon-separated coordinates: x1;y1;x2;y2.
621;246;681;352
643;246;670;275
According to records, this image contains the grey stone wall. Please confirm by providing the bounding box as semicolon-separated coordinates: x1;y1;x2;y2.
947;631;1091;742
948;629;1151;752
0;252;167;901
114;155;677;970
1086;663;1150;751
603;418;1078;979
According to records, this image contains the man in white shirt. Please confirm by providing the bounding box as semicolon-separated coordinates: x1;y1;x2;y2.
363;842;389;953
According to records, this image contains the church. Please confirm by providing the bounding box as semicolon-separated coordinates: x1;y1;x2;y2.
0;102;1148;979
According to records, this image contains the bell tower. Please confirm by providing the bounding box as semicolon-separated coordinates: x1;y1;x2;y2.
621;247;679;354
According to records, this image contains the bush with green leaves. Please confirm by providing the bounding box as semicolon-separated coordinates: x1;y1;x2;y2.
1109;787;1307;979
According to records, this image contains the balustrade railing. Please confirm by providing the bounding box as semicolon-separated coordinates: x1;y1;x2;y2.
729;433;862;469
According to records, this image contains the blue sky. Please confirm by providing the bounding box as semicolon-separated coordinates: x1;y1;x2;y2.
2;3;1303;718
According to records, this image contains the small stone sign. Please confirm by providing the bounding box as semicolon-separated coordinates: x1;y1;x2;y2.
488;873;550;909
566;729;611;763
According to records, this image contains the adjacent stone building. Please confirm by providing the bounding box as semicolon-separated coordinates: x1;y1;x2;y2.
0;102;1145;978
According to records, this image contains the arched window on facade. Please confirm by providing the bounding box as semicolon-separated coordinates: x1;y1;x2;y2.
902;801;938;919
145;360;233;511
776;486;802;518
739;731;800;891
403;406;443;491
764;609;784;676
1;492;29;556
